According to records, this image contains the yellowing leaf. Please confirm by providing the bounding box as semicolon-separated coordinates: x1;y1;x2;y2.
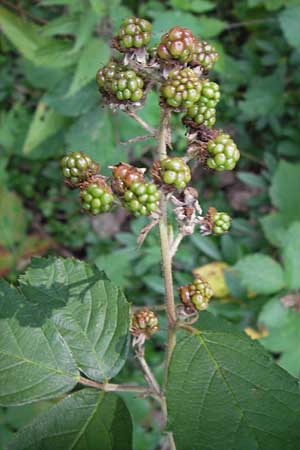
193;262;229;298
244;326;268;340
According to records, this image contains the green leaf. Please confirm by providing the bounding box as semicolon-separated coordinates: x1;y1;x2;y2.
260;212;287;247
0;188;27;248
169;0;215;13
89;0;106;15
167;313;300;450
0;6;44;61
234;254;285;294
282;222;300;289
152;11;226;39
8;389;133;450
66;107;119;170
34;41;79;68
259;297;300;377
23;102;66;155
20;257;130;382
191;235;222;260
0;280;79;406
69;39;109;95
237;172;267;189
270;160;300;221
279;5;300;47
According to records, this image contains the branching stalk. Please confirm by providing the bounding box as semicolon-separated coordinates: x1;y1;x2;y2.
127;110;157;135
79;376;151;395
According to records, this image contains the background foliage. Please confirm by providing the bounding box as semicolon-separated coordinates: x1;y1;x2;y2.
1;0;300;448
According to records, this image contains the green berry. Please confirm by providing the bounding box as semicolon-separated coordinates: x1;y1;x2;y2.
206;134;240;171
96;62;144;103
61;151;99;187
130;308;159;338
124;182;160;217
192;40;219;70
117;17;152;50
212;212;231;235
161;157;191;190
161;68;202;109
185;81;220;127
179;277;213;312
80;181;114;215
157;26;196;63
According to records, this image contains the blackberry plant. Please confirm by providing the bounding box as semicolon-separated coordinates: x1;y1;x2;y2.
2;15;298;450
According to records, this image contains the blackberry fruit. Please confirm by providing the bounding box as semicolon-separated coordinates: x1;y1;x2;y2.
96;62;144;102
117;17;152;50
61;152;99;187
124;181;160;216
161;157;191;190
192;40;219;70
130;308;159;338
80;179;114;214
206;133;240;171
161;68;202;109
179;277;213;312
157;26;196;64
185;80;220;127
212;211;231;235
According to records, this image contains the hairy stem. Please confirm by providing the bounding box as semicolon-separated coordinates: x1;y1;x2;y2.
135;350;161;397
79;376;151;395
157;109;177;385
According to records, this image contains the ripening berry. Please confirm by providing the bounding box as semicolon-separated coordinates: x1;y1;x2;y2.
212;211;231;235
61;152;99;187
178;277;213;312
96;62;144;102
117;17;152;50
185;80;220;127
161;157;191;190
157;26;196;63
192;40;219;70
130;308;159;338
206;134;240;171
124;181;160;217
80;180;114;215
161;68;202;109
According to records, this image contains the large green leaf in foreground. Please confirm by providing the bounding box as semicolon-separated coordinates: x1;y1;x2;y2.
0;280;79;406
8;389;133;450
167;313;300;450
19;257;131;382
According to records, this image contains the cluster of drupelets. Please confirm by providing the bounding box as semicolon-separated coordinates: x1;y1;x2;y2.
61;17;241;332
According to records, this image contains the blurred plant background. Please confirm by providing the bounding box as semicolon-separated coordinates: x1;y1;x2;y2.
1;0;300;448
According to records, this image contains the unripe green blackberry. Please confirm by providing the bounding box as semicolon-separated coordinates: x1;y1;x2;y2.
117;17;152;50
61;152;99;187
212;211;231;235
96;62;144;102
179;277;213;312
161;68;202;109
130;308;159;338
80;180;114;215
185;80;220;127
124;181;160;217
207;134;240;171
192;40;219;70
157;26;196;63
161;157;191;190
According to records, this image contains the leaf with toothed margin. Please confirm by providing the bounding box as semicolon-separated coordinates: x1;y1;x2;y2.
8;389;133;450
18;257;131;382
167;312;300;450
0;279;79;406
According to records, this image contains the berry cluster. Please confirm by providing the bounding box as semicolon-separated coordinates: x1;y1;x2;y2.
212;211;231;235
116;17;152;50
160;157;191;190
130;308;159;338
185;80;220;127
61;152;99;187
192;40;219;71
81;180;114;215
157;26;196;64
111;163;160;216
96;62;144;103
179;277;213;312
124;182;160;216
206;133;240;171
161;68;202;109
